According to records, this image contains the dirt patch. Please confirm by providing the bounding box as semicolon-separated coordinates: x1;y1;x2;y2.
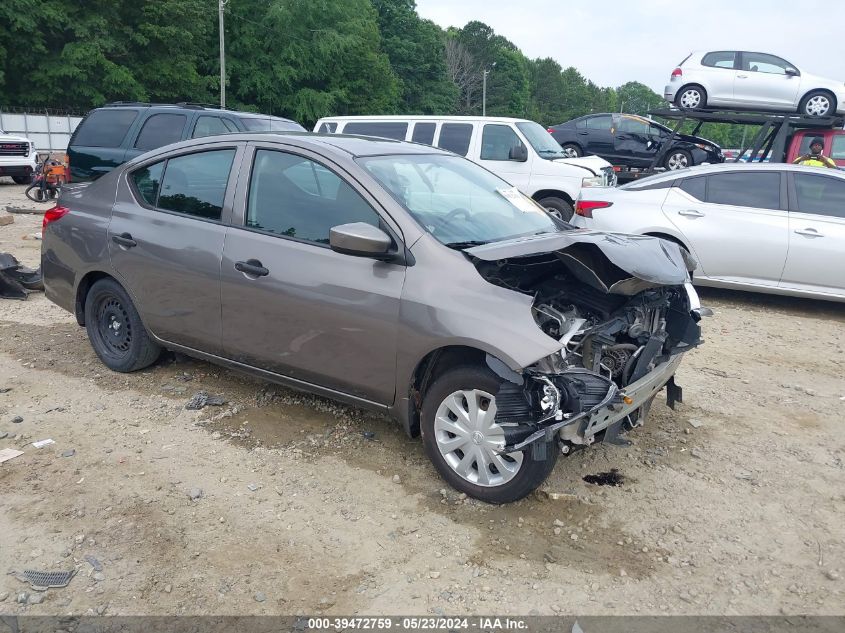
1;183;844;616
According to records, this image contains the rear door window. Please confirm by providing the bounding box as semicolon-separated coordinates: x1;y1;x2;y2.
794;173;845;218
678;176;706;200
411;122;436;145
436;123;473;156
586;115;611;131
157;149;236;220
134;113;187;151
72;109;139;147
701;51;737;69
342;122;408;140
706;172;781;210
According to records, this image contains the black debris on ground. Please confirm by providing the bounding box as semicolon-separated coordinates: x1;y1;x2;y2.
583;468;625;487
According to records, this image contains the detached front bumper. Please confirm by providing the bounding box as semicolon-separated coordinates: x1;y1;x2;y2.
560;353;683;444
503;353;684;453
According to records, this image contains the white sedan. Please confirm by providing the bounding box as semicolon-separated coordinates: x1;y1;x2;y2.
570;163;845;302
665;50;845;117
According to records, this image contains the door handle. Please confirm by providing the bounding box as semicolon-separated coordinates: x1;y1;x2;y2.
678;209;705;218
235;259;269;277
577;131;589;136
111;233;137;248
794;228;824;238
737;74;748;79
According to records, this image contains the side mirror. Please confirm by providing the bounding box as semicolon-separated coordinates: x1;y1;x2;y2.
785;67;799;77
509;144;528;162
329;222;393;259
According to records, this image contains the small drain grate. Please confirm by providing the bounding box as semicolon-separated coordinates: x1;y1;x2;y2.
22;569;75;589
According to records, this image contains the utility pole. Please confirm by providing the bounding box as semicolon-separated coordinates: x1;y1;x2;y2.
482;62;496;117
218;0;229;108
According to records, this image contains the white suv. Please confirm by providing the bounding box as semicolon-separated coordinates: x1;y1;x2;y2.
0;129;38;184
313;115;615;220
665;50;845;117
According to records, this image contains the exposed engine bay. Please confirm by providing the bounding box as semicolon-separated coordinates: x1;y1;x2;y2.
467;237;704;455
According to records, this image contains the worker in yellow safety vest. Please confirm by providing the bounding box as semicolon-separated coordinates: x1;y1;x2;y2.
793;137;837;168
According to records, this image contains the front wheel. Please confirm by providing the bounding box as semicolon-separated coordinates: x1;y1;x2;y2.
537;196;574;221
84;278;161;372
561;143;582;158
420;365;558;504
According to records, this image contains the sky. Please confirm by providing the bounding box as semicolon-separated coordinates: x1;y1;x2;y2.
414;0;845;94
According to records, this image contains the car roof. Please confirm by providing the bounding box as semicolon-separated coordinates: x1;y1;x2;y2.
318;115;534;124
95;103;298;123
624;161;845;188
124;132;453;164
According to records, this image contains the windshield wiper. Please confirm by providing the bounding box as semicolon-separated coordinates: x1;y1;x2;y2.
537;149;565;155
444;240;489;250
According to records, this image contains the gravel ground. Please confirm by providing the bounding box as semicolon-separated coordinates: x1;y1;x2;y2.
0;179;843;616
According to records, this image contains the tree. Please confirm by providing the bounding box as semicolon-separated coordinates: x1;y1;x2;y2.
445;36;481;114
225;0;399;126
372;0;457;114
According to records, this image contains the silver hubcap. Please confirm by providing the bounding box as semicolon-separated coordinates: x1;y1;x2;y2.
667;152;689;170
806;95;830;116
434;389;523;487
680;89;701;108
545;207;562;219
562;146;579;158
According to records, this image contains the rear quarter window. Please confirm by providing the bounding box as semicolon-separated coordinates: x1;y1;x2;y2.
72;109;139;147
701;51;737;69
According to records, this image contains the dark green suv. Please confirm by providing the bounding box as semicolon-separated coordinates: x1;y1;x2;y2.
67;102;304;181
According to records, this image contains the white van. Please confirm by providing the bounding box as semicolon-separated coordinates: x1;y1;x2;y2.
313;115;615;219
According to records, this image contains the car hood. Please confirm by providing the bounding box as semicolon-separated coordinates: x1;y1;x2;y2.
550;155;611;175
465;229;691;295
674;132;720;149
0;134;30;144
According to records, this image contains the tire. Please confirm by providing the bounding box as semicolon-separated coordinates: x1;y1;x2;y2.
84;278;161;372
799;90;836;117
537;196;574;221
675;85;706;110
664;149;693;170
420;365;559;504
12;175;32;185
561;143;582;158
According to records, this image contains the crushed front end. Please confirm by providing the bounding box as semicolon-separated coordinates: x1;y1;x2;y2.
468;232;706;456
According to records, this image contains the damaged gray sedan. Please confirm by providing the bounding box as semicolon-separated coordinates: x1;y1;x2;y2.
42;132;705;503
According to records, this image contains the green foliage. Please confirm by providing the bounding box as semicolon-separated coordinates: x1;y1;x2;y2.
0;3;753;147
372;0;457;114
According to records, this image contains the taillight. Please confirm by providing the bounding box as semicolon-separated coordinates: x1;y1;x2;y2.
574;200;613;218
547;128;554;134
42;204;70;235
671;67;683;78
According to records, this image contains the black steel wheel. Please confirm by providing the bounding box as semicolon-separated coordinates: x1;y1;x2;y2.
84;278;161;372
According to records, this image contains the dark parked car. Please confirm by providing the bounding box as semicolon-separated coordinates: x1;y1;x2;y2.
42;132;703;503
548;113;723;170
67;102;304;181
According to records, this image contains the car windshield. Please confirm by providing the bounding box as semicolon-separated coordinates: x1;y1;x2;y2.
239;117;305;132
358;153;561;248
515;121;568;159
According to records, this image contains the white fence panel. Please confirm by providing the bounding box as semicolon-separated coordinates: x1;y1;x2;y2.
0;110;83;153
